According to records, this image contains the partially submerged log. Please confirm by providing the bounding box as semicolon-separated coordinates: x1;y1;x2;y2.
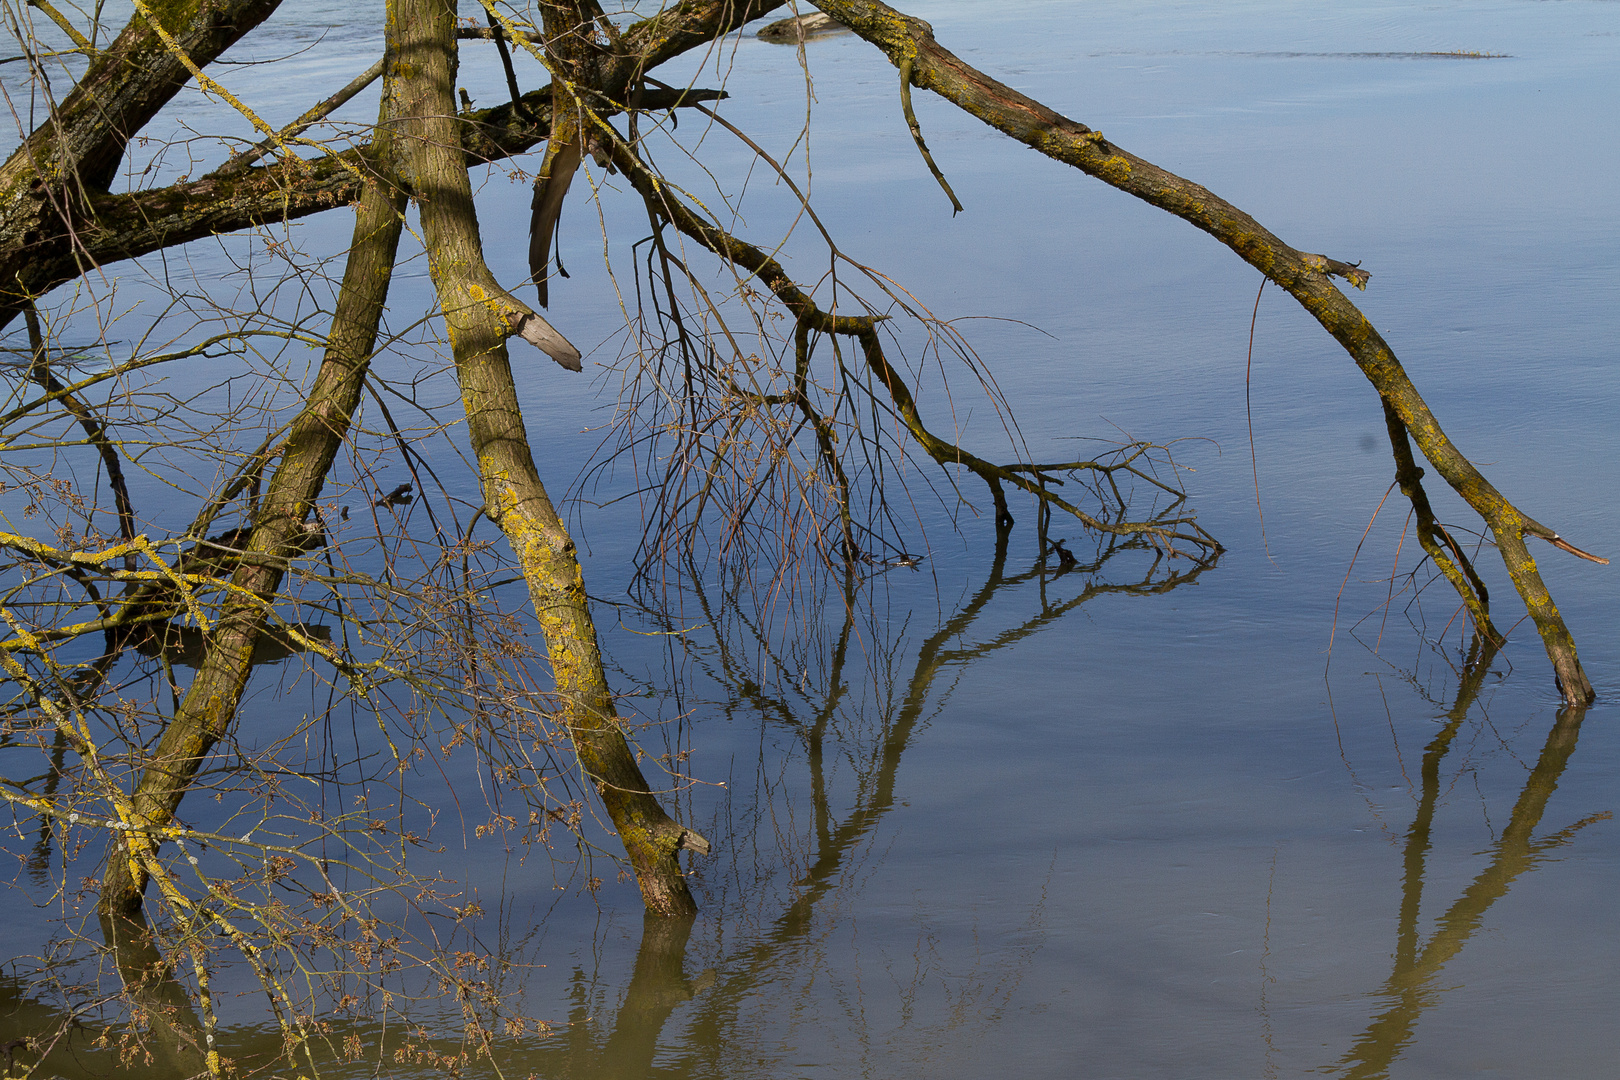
758;12;847;42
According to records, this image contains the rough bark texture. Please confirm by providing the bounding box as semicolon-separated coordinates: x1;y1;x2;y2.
812;0;1600;704
0;0;284;321
0;0;765;325
526;1;600;305
389;0;702;916
8;0;774;923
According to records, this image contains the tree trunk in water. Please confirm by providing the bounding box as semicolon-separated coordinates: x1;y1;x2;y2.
388;0;703;917
99;140;406;916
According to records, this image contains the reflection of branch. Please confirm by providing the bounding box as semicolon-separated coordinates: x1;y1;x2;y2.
25;725;69;885
1391;636;1500;976
648;527;1213;1059
1335;700;1602;1079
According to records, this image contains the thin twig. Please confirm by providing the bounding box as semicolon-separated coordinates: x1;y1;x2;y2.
897;54;962;214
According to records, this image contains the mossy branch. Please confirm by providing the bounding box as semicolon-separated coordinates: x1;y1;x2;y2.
813;0;1603;703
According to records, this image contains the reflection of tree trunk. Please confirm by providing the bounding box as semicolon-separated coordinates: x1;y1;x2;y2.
590;913;707;1080
513;541;1201;1076
99;911;210;1079
26;726;69;886
1393;636;1499;972
1337;702;1597;1079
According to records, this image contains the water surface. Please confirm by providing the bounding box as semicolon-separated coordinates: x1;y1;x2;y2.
3;2;1618;1078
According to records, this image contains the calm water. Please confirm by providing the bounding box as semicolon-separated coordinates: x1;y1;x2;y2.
3;2;1619;1077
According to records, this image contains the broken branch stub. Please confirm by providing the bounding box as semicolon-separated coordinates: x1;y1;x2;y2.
506;304;582;370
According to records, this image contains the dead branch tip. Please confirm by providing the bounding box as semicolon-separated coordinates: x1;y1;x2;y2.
1548;534;1609;565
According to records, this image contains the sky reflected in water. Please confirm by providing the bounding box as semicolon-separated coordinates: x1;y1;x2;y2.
3;2;1618;1078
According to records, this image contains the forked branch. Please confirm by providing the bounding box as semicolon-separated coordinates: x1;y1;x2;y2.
813;0;1603;703
609;137;1219;560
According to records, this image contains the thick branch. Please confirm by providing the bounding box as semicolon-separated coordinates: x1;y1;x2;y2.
814;0;1600;702
0;0;285;320
0;0;745;325
391;0;701;916
1382;400;1500;646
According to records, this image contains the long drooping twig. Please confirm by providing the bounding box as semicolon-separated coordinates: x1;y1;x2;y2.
607;136;1220;560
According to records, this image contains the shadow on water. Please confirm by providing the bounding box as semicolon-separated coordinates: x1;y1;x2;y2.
1329;637;1608;1079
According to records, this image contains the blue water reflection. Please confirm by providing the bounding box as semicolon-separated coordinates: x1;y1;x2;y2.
1;2;1616;1077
